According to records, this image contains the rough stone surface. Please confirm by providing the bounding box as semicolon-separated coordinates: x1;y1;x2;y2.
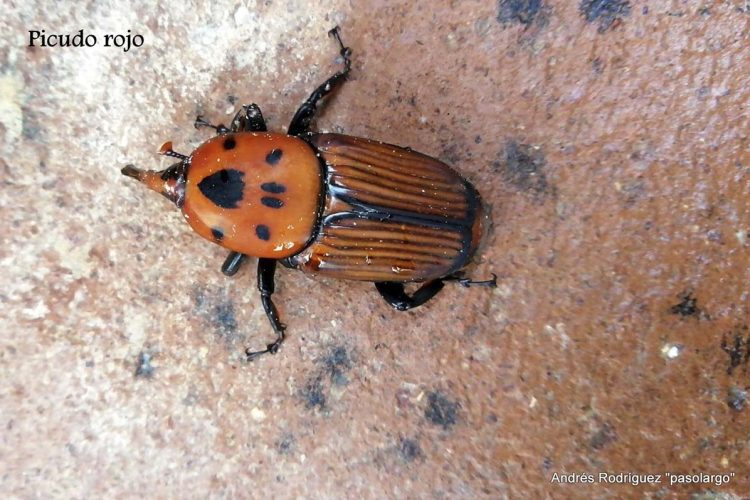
2;1;749;497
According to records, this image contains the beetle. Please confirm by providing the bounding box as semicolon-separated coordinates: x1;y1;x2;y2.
122;28;495;360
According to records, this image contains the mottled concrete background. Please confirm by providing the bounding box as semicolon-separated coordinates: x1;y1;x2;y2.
1;0;749;497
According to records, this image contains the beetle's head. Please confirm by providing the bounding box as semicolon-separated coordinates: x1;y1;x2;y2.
121;142;188;207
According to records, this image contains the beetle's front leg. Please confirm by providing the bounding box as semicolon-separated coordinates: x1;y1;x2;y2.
230;103;268;132
287;26;352;136
194;116;231;135
246;258;287;360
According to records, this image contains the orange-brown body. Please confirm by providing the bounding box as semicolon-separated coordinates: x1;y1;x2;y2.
183;133;322;259
121;27;493;360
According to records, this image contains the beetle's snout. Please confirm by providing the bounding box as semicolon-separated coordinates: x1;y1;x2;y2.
121;164;185;207
121;164;165;193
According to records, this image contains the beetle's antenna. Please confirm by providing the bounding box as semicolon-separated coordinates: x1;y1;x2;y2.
158;141;189;161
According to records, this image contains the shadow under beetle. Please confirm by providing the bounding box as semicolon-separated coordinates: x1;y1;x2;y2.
122;28;495;360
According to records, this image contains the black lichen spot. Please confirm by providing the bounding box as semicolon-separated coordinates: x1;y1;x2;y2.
266;148;283;165
670;291;699;317
397;437;423;462
211;227;224;241
135;351;155;378
721;329;750;375
589;422;617;450
255;224;271;241
213;301;238;336
198;168;245;209
276;434;296;455
323;346;352;386
261;197;284;209
223;136;236;150
424;391;459;429
580;0;631;32
193;287;244;346
302;375;326;410
728;386;747;412
261;182;286;194
498;0;543;26
497;140;550;198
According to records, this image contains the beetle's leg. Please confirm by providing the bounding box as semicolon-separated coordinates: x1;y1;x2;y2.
230;104;268;132
375;280;445;311
443;273;498;288
221;251;247;276
194;116;231;135
287;26;352;136
246;258;286;360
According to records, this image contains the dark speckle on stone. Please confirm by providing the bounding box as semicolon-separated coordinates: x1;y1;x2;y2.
498;140;550;198
670;291;699;317
590;422;617;450
193;287;243;345
276;434;296;455
266;148;283;165
424;391;459;429
720;329;749;375
397;437;423;462
497;0;543;26
323;345;352;386
728;386;747;412
135;351;154;378
580;0;631;32
214;301;238;336
302;375;326;410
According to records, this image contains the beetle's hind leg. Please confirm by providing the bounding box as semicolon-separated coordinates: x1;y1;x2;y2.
246;258;287;361
444;273;498;288
375;280;445;311
287;26;352;136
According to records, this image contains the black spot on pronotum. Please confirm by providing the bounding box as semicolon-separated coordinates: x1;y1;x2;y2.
266;148;283;165
211;227;224;241
261;197;284;209
223;136;236;150
256;224;271;241
670;291;699;317
580;0;631;32
261;182;287;194
424;391;459;429
497;0;543;26
198;168;245;209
